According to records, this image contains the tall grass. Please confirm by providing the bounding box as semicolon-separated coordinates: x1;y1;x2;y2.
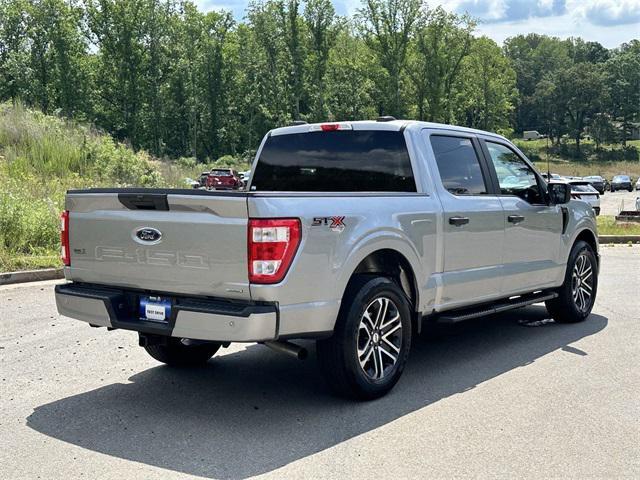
0;102;165;271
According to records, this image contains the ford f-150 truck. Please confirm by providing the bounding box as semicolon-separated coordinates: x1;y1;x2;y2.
55;120;599;399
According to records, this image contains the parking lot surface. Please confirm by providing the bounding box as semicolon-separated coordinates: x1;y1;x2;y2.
600;189;639;216
1;245;639;479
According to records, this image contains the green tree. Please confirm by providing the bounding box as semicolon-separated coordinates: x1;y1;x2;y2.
589;113;615;149
458;36;516;131
408;7;474;122
504;34;571;133
86;0;149;145
0;0;30;102
553;63;606;156
357;0;422;117
199;10;234;157
304;0;338;121
605;40;640;146
533;77;565;145
283;0;304;120
325;27;378;120
567;38;610;64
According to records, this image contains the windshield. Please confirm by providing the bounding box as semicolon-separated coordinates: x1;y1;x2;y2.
613;175;630;182
571;183;598;193
211;170;232;176
252;130;416;192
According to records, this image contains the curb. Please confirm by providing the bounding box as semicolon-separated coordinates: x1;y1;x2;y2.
0;268;64;286
598;235;640;244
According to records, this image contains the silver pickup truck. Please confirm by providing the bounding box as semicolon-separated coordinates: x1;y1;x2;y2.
55;120;599;399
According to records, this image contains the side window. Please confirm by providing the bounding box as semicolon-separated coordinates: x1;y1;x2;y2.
430;135;487;195
485;142;544;204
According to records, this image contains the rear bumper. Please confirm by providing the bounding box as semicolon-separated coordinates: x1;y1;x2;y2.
55;283;277;342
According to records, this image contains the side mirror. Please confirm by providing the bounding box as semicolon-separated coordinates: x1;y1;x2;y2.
548;182;571;205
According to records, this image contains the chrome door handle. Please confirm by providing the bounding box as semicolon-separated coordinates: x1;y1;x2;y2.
449;216;470;226
508;215;525;224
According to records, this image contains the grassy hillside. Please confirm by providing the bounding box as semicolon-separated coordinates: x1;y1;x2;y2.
513;138;640;179
0;103;241;271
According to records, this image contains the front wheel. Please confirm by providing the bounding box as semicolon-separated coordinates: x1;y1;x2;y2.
317;276;412;400
144;338;221;366
546;240;598;323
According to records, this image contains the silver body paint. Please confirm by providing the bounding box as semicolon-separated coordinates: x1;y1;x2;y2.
57;120;598;340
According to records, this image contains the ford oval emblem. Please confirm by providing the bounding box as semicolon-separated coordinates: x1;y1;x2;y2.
135;227;162;244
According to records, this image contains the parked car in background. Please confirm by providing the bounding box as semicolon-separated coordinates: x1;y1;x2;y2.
636;177;640;191
541;172;562;182
566;180;600;215
239;170;251;189
183;177;200;189
583;175;606;194
610;175;633;192
523;130;545;141
206;168;242;190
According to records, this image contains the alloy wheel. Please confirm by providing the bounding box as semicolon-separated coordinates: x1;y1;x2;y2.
357;297;403;381
572;252;594;313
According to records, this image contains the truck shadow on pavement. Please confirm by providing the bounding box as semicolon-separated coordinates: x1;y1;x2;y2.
27;306;607;479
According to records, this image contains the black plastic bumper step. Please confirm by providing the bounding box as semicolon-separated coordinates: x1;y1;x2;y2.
437;291;558;324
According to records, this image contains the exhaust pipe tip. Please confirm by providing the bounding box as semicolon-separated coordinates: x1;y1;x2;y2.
263;340;308;360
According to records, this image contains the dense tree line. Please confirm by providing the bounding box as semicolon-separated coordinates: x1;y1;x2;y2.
1;0;638;162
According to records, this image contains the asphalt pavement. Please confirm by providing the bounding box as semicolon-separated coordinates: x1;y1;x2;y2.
1;245;639;479
599;189;639;216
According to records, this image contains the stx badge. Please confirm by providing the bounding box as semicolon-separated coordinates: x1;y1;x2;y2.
312;216;346;232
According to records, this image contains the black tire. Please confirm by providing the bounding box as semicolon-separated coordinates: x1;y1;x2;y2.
317;275;412;400
546;240;598;323
144;338;221;366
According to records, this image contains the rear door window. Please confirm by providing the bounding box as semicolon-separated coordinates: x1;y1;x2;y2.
430;135;488;195
251;130;416;192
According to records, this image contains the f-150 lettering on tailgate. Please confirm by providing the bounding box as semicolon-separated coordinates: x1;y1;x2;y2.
95;246;210;269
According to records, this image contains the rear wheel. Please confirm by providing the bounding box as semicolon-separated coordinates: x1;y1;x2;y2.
317;276;412;400
144;338;221;366
546;240;598;323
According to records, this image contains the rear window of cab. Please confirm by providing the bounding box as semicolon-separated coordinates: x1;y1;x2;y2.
250;130;416;192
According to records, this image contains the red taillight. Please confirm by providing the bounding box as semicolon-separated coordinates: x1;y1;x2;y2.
248;218;301;284
60;210;70;266
309;122;352;132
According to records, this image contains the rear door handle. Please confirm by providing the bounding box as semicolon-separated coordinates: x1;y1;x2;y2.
508;215;525;224
449;216;470;226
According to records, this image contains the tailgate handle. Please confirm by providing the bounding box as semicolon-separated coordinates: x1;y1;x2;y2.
118;193;169;211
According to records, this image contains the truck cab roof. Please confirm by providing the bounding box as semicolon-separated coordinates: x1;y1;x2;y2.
269;120;508;142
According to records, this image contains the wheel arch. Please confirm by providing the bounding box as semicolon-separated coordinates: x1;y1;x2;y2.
351;249;419;306
573;228;599;267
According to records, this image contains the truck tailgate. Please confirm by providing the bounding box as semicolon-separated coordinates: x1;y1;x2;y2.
65;190;250;300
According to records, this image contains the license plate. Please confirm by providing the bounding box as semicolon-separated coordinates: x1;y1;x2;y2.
139;296;172;323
